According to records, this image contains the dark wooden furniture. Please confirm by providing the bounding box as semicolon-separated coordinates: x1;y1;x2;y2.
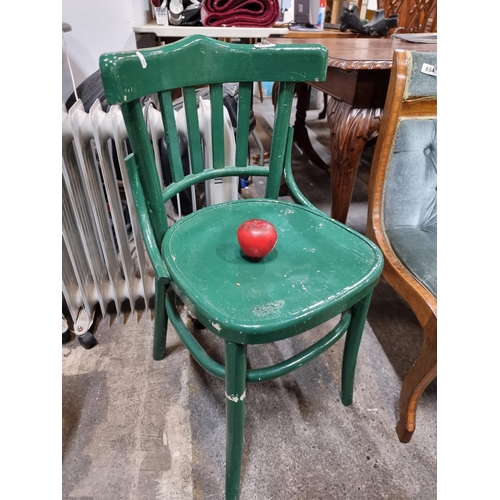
366;49;437;443
281;29;360;121
379;0;437;33
267;36;437;224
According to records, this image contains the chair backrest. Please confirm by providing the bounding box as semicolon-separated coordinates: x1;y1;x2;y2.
382;51;437;234
366;49;437;306
99;36;328;249
379;0;437;33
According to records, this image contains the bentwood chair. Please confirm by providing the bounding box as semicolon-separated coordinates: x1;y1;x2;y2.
99;35;383;499
366;49;437;443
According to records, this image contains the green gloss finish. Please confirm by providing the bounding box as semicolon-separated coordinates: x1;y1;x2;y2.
158;90;184;182
121;101;169;248
162;166;270;203
225;341;247;500
246;310;351;382
99;36;328;105
166;284;352;383
124;154;169;280
125;154;170;360
341;290;374;406
209;83;225;169
166;286;226;379
152;276;169;360
265;82;295;200
284;127;321;212
100;35;383;500
182;86;204;175
163;199;382;344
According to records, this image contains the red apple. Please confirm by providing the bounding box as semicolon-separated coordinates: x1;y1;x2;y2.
237;219;278;259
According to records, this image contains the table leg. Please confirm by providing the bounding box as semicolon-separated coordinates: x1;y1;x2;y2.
292;83;330;174
326;97;382;223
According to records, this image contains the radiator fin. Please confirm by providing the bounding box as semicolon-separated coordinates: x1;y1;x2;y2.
62;95;238;325
62;100;155;323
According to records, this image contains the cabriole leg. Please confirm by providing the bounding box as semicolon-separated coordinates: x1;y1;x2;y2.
396;316;437;443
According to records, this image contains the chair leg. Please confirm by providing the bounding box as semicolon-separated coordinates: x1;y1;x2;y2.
396;316;437;443
341;291;373;406
152;278;168;361
225;341;247;500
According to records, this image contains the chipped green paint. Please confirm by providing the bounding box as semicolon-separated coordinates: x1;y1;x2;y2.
100;35;383;500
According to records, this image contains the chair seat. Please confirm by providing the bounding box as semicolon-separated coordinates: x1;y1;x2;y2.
386;224;437;297
162;199;383;343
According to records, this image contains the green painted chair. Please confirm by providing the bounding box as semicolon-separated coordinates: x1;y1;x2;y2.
99;35;383;499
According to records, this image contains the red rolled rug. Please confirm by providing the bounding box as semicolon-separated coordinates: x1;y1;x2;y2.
201;0;281;27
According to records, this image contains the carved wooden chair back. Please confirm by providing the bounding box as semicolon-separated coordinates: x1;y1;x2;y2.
379;0;437;33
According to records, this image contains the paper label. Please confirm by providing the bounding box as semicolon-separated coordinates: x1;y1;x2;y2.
254;42;275;48
421;63;437;77
155;7;169;25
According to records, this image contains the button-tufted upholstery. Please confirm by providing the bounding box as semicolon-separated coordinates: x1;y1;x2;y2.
383;118;437;296
366;49;437;443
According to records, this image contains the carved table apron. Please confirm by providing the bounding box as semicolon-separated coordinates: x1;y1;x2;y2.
266;37;437;224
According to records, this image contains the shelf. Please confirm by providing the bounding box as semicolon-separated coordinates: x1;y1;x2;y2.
133;21;289;39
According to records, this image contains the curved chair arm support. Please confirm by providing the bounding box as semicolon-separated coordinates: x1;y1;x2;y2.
162;166;271;203
283;126;327;216
125;153;170;281
166;286;352;382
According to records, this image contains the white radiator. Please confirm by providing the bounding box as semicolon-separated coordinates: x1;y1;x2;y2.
62;97;237;346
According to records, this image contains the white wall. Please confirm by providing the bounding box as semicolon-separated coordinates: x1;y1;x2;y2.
62;0;151;102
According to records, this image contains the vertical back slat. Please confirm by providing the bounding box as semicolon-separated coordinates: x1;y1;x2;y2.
210;84;226;169
183;86;205;175
265;81;296;199
120;100;169;247
235;82;252;168
158;90;185;182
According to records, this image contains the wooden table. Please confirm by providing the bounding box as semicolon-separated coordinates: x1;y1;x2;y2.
266;36;437;224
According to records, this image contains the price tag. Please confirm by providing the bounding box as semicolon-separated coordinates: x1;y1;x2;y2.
421;63;437;77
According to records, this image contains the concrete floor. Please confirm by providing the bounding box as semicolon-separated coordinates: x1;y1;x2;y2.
62;96;437;499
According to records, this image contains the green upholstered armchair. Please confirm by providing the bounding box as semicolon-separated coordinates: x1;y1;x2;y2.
366;49;437;443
